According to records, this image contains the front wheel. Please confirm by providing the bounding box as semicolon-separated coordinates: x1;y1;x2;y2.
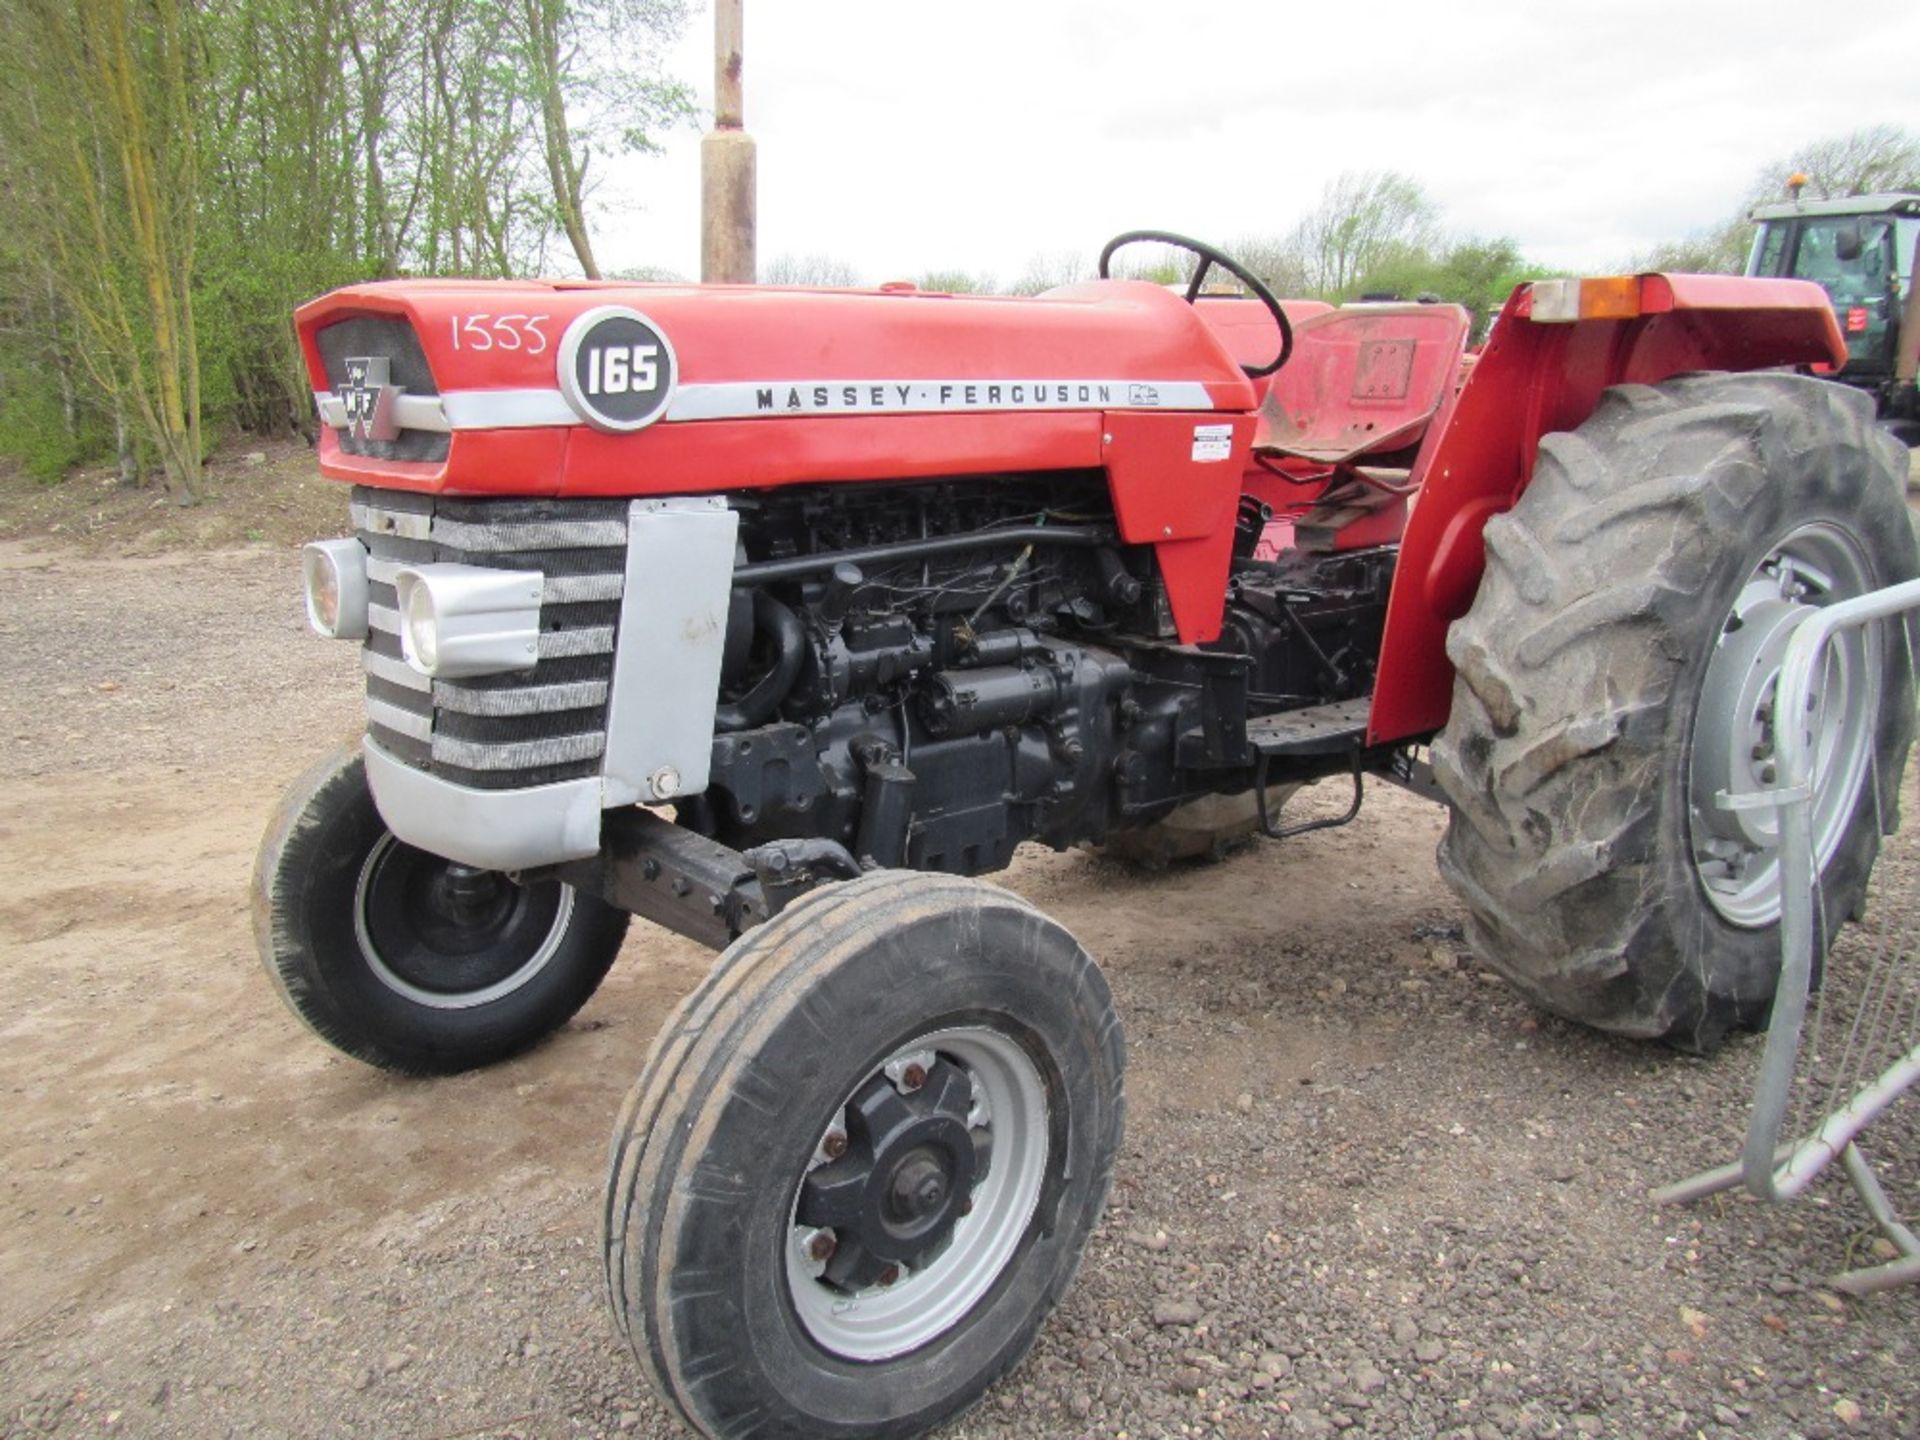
252;743;630;1074
1433;374;1917;1051
605;871;1125;1440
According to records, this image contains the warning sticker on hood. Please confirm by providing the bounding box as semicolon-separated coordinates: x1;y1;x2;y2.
1191;423;1234;463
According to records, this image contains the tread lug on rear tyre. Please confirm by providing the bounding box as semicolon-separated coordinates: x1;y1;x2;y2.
252;742;629;1075
1432;374;1917;1052
605;870;1125;1440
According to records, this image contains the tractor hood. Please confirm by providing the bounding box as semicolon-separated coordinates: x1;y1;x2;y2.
296;278;1260;497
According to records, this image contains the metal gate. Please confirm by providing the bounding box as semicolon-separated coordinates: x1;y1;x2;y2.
1655;576;1920;1295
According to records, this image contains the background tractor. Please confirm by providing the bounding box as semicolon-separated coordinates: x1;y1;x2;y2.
256;233;1916;1440
1746;189;1920;442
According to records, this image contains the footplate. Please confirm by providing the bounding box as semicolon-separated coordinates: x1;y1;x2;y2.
1245;695;1372;758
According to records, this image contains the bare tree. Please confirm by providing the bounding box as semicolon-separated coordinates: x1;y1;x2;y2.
1755;125;1920;201
761;253;862;287
1005;250;1092;297
1288;171;1440;298
516;0;696;279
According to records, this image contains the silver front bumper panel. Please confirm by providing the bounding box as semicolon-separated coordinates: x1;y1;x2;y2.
363;738;604;871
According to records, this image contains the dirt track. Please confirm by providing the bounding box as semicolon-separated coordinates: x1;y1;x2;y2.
2;539;1917;1440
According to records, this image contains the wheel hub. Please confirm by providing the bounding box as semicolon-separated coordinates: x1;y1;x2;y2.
354;835;575;1008
1687;528;1877;928
783;1024;1051;1362
796;1058;984;1288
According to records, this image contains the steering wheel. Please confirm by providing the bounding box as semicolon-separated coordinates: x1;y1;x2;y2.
1097;230;1294;378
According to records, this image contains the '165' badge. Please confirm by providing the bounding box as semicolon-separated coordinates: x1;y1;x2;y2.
557;306;678;432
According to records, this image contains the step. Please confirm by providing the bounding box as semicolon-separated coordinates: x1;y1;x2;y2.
1245;695;1373;758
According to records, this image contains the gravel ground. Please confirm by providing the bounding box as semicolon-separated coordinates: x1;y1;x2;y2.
1;538;1916;1440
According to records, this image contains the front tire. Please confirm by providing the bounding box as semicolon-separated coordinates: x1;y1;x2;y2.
252;743;629;1074
1433;374;1916;1051
605;871;1125;1440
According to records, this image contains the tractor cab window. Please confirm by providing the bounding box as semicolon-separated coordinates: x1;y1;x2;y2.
1751;222;1790;278
1790;218;1894;302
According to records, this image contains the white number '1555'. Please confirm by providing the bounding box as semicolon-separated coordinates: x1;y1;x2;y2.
587;344;659;395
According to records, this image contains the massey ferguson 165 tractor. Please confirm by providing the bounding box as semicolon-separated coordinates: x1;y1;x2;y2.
257;232;1915;1439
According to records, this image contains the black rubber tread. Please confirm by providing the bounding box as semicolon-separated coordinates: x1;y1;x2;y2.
251;742;630;1075
1432;373;1917;1052
604;870;1126;1440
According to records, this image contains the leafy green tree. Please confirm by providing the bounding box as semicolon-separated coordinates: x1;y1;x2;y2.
4;0;205;502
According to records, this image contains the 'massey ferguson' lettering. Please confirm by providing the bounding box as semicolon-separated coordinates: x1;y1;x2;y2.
732;378;1194;419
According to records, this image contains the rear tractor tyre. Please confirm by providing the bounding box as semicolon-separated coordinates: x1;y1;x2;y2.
605;870;1125;1440
1433;374;1917;1051
252;743;630;1075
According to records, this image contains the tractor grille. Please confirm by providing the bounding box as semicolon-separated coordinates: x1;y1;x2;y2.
353;486;629;790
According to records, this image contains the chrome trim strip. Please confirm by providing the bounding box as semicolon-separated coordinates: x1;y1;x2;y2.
433;678;609;716
409;377;1222;431
314;391;450;433
430;730;606;771
367;695;433;742
362;649;431;693
439;389;579;430
662;377;1219;421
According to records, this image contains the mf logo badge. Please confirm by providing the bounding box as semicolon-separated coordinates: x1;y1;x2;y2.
339;355;404;442
557;306;677;432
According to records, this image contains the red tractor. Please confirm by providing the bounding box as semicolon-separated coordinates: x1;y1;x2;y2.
258;233;1915;1440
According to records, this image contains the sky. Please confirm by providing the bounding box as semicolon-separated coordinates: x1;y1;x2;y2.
596;0;1920;286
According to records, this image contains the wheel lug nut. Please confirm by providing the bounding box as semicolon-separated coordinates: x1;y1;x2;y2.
1751;743;1771;761
901;1063;926;1091
808;1231;837;1263
877;1264;901;1287
1759;763;1777;784
822;1128;848;1160
958;1196;973;1216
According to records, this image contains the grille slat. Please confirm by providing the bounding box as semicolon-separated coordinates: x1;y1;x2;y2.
431;517;630;552
368;695;434;742
430;731;607;771
433;678;610;716
353;487;628;791
362;649;430;693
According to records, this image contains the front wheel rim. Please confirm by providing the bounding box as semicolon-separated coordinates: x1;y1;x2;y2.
1687;522;1879;927
784;1025;1050;1361
352;835;576;1009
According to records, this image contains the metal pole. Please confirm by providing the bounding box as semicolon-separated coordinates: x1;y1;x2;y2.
701;0;756;284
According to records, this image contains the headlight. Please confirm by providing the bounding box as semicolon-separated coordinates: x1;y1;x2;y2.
401;577;440;672
303;538;369;640
392;564;544;678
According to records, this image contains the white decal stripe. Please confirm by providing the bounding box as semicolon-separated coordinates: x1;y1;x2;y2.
661;378;1217;421
322;379;1222;434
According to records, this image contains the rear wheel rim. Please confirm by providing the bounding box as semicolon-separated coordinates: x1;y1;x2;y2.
353;835;575;1009
1687;521;1879;928
784;1025;1050;1361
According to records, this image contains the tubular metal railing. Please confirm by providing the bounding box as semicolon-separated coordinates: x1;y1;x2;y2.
1654;576;1920;1295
